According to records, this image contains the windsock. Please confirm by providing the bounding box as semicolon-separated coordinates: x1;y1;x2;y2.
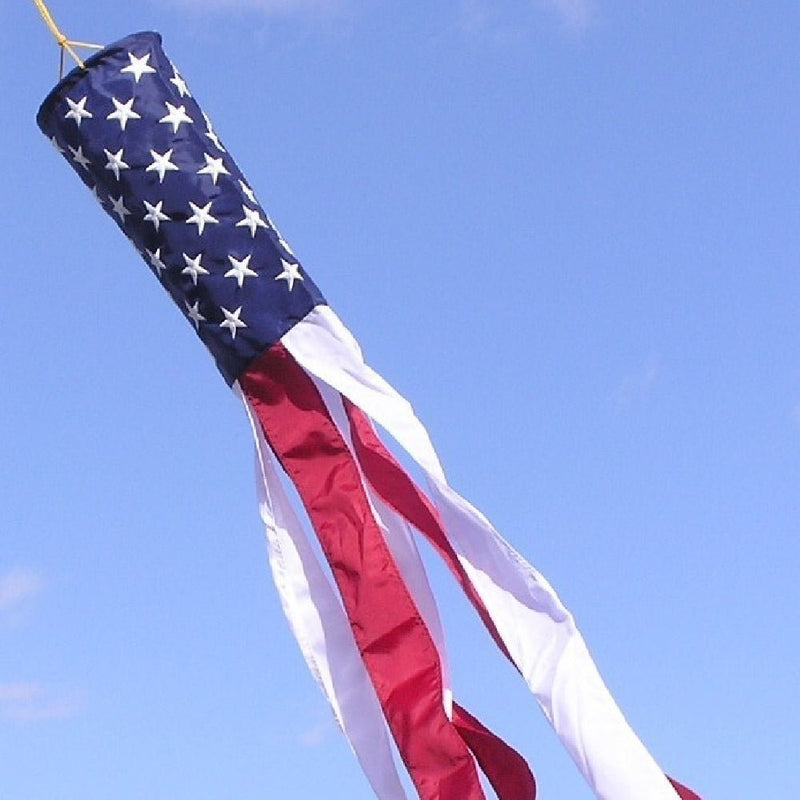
38;31;701;800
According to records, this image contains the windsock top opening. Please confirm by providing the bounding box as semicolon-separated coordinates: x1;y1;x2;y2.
38;32;162;132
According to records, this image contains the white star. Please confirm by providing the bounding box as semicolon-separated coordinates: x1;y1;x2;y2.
50;136;64;154
186;201;218;235
236;205;269;238
159;102;193;133
224;253;258;288
197;153;230;185
275;258;304;291
103;148;129;180
205;128;225;152
169;63;191;97
106;97;141;131
182;252;210;285
185;299;206;330
269;218;295;256
110;195;131;223
239;180;257;204
143;200;171;232
68;144;91;170
203;113;226;152
145;247;167;277
89;185;104;207
146;148;180;183
121;52;156;82
65;96;92;127
219;306;247;340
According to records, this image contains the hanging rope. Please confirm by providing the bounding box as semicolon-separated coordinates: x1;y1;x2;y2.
31;0;103;77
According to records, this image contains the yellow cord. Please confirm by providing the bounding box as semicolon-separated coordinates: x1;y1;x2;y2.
31;0;103;75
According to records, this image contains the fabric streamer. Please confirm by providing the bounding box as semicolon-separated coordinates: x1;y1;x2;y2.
37;30;701;800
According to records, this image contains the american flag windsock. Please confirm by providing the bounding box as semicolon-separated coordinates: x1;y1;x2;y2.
38;31;702;800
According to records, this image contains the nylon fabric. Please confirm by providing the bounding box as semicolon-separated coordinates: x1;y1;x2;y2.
453;703;536;800
240;345;487;800
313;377;539;800
281;307;688;800
311;377;454;710
669;778;704;800
280;305;446;482
239;387;410;800
343;399;511;661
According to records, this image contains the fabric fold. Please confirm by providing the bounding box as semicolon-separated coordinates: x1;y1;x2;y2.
282;305;687;800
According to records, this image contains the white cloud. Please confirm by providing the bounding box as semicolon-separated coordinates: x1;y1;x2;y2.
0;682;83;723
0;568;44;620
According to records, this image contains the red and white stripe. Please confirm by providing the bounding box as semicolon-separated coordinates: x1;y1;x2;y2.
237;304;701;800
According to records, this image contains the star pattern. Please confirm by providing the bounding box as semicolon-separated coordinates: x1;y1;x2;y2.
203;113;226;152
106;97;141;131
239;180;258;206
121;52;157;82
42;31;324;385
197;153;230;185
236;205;269;237
219;305;247;339
104;148;129;180
239;181;257;204
275;258;304;291
68;144;91;170
65;96;93;127
143;199;171;231
206;129;225;152
186;201;218;235
268;217;295;256
159;102;193;133
145;246;167;277
169;63;191;97
110;194;131;223
182;252;210;285
225;253;259;288
147;148;180;183
185;299;206;330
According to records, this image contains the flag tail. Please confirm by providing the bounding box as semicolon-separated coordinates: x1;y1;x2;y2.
242;390;411;800
242;344;541;800
277;304;701;800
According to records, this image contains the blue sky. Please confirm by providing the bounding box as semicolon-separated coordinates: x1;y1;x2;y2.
1;2;798;799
